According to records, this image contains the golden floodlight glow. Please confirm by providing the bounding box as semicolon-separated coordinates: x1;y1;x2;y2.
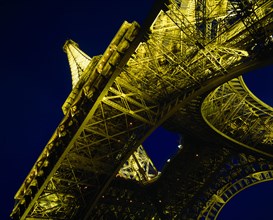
63;39;92;88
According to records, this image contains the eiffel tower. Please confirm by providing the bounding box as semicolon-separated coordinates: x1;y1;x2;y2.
10;0;273;219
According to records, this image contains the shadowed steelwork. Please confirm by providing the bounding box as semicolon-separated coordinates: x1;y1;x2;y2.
10;0;273;219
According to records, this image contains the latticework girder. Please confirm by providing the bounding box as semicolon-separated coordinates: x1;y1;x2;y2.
196;153;273;220
11;20;159;220
123;0;273;104
202;77;273;154
11;0;273;219
118;145;158;183
63;39;92;88
87;137;273;220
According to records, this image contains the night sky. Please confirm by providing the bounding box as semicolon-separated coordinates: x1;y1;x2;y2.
1;1;273;219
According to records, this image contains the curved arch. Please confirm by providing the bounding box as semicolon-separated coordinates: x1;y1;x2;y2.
215;176;273;219
201;76;273;156
203;171;273;219
198;154;273;219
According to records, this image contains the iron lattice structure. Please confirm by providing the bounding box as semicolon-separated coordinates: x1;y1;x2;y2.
11;0;273;219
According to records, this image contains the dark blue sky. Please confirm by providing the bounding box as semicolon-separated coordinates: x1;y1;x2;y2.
1;1;272;219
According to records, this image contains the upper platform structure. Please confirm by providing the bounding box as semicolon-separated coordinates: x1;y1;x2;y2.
63;39;92;88
11;0;273;219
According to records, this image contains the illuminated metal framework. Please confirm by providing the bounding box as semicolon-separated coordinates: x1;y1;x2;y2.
89;140;273;219
202;77;273;148
11;0;273;219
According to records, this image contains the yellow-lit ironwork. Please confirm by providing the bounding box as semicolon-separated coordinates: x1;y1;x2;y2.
202;76;273;153
117;145;158;183
63;39;92;88
198;154;273;219
10;0;273;219
11;20;144;220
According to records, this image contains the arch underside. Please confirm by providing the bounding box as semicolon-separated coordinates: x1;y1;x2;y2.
10;0;273;219
88;138;273;219
161;76;273;219
199;168;273;219
202;77;273;156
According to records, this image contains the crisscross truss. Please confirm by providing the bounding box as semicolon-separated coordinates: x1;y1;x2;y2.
87;140;234;219
11;20;162;220
63;39;92;88
202;76;273;155
117;145;158;183
123;0;273;102
86;141;273;219
10;0;273;219
196;153;273;220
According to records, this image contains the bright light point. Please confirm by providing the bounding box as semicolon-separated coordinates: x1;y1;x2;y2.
167;159;171;162
196;154;199;157
178;144;182;149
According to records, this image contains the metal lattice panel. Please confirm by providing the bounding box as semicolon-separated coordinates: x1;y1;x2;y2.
196;154;273;219
118;145;158;183
10;0;273;219
63;40;92;88
87;137;273;220
88;138;233;219
202;77;273;154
